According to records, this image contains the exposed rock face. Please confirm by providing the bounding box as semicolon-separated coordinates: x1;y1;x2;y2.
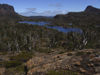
0;4;17;16
26;49;100;75
0;4;22;24
85;6;100;13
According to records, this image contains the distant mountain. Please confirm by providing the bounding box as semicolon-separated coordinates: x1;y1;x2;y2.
85;6;100;13
29;16;53;19
27;16;53;22
54;6;100;26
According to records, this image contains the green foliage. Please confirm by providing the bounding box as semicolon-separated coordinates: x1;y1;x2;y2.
0;23;67;52
15;65;25;72
36;48;51;53
2;61;22;68
75;51;85;56
47;70;78;75
10;51;33;62
58;51;65;54
67;53;73;56
3;64;26;75
0;51;33;68
0;15;99;53
54;11;100;50
64;32;86;50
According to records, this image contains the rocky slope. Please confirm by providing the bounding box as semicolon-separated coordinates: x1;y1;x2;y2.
26;49;100;75
0;49;100;75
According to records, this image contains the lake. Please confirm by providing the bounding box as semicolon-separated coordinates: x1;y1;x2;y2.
19;21;82;33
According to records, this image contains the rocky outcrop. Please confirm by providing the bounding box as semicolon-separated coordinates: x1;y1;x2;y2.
0;4;22;23
0;4;18;16
26;49;100;75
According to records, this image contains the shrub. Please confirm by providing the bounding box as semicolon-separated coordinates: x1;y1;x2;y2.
46;70;78;75
3;61;22;68
67;53;73;56
15;65;25;72
58;51;65;54
10;51;33;62
75;52;85;56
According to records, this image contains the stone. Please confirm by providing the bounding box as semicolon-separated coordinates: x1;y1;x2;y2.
80;68;87;73
0;68;6;75
95;67;100;73
74;61;81;66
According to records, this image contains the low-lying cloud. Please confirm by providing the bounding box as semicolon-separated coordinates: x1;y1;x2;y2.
20;8;67;16
26;8;37;11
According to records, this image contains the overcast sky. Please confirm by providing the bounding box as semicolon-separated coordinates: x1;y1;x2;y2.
0;0;100;16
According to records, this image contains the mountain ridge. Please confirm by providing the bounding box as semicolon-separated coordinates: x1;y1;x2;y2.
85;5;100;13
54;5;100;26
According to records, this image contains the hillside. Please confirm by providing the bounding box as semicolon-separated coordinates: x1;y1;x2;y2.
85;6;100;13
54;6;100;26
26;49;100;75
0;4;23;25
1;49;100;75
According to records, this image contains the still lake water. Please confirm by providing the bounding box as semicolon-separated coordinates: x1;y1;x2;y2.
19;21;82;33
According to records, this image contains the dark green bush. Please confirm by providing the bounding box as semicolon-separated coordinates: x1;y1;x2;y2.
67;53;73;56
46;70;78;75
15;65;25;72
10;51;33;62
75;52;85;56
3;61;22;68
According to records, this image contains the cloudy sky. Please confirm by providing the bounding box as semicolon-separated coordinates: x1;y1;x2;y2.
0;0;100;16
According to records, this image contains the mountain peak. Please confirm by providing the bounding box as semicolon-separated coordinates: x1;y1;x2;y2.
0;4;22;22
85;5;100;13
86;5;94;8
0;4;16;16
